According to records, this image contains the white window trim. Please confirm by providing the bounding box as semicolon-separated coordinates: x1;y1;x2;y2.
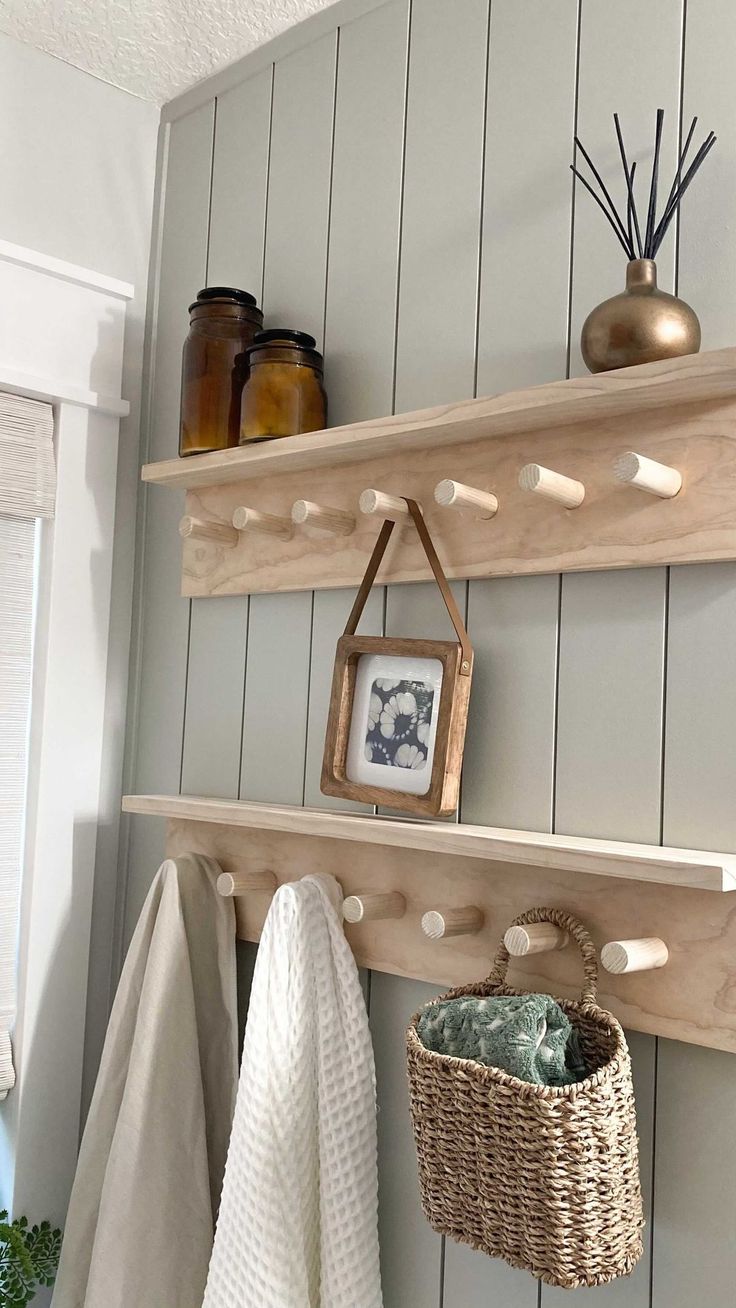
0;242;133;1222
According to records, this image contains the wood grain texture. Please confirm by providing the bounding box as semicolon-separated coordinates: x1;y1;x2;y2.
142;347;736;487
166;394;736;595
158;816;736;1052
122;795;736;892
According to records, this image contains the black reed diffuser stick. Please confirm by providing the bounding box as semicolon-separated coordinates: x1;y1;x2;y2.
572;109;716;261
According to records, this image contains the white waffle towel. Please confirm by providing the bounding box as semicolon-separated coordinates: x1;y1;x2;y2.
202;873;383;1308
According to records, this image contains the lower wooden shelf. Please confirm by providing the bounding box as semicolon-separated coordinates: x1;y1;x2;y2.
123;793;736;1054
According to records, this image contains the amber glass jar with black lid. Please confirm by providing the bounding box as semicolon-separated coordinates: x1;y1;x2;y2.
179;287;263;456
239;328;327;443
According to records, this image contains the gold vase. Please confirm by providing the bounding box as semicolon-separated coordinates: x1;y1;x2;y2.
580;258;700;374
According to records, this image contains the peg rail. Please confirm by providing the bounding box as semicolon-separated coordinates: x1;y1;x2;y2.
141;348;736;598
123;793;736;1054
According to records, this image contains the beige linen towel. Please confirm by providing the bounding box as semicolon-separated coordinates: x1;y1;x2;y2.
52;853;238;1308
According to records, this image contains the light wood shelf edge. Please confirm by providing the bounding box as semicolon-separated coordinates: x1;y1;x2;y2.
141;347;736;489
121;794;736;892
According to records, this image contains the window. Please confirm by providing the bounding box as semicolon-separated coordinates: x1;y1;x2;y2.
0;392;54;1097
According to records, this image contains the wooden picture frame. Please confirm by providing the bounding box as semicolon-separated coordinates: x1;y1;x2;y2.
320;501;474;817
321;634;472;816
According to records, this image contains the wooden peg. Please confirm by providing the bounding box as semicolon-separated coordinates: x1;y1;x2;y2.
518;463;585;508
504;922;568;957
421;906;483;940
613;451;682;499
232;505;294;540
179;515;239;547
216;869;278;897
358;488;415;520
343;891;406;924
601;937;669;974
291;499;356;536
434;479;499;520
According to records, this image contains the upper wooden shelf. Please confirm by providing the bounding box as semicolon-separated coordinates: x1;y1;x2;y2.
142;348;736;489
122;793;736;892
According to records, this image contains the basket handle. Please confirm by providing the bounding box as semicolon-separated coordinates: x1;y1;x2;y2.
487;907;599;1006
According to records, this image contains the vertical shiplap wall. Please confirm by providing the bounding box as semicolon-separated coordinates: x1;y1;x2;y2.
122;1;736;1303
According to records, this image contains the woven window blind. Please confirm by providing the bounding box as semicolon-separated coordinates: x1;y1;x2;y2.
0;392;55;1097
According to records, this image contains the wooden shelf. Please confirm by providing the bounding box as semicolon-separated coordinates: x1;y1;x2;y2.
123;792;736;1052
122;794;736;892
143;348;736;489
140;347;736;598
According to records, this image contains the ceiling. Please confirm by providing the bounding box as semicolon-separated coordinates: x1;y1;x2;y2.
0;0;342;104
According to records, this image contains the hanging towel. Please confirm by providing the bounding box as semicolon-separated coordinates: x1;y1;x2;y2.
52;853;238;1308
418;992;586;1086
202;873;383;1308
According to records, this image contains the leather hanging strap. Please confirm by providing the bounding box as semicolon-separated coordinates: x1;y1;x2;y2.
343;498;473;675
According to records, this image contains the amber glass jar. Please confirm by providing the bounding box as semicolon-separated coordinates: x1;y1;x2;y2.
179;287;263;456
239;329;327;443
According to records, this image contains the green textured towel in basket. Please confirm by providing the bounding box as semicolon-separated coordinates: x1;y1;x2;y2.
417;991;586;1086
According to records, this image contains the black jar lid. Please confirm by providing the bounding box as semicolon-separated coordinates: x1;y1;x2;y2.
189;286;259;311
251;328;317;349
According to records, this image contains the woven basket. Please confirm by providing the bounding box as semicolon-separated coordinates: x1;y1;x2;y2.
406;907;644;1289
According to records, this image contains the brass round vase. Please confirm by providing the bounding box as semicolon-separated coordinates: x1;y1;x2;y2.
581;259;701;373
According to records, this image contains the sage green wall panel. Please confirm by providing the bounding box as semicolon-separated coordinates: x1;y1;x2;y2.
126;6;736;1306
324;0;409;425
181;597;249;798
394;0;489;411
124;104;214;939
370;972;442;1308
476;0;577;394
569;0;684;376
663;563;736;851
443;1244;536;1308
651;1041;736;1308
303;587;384;810
385;580;467;644
555;570;666;844
462;576;559;831
542;1031;656;1308
207;67;273;295
239;592;313;804
652;562;736;1305
679;0;736;349
262;32;337;342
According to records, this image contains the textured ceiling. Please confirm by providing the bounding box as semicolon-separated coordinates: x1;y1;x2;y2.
0;0;342;103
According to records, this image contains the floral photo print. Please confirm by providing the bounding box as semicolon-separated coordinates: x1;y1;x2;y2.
365;678;435;771
345;652;444;796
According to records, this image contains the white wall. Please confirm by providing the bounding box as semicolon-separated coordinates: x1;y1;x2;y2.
0;35;159;1123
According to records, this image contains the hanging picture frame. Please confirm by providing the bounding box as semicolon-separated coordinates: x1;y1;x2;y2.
321;500;473;817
